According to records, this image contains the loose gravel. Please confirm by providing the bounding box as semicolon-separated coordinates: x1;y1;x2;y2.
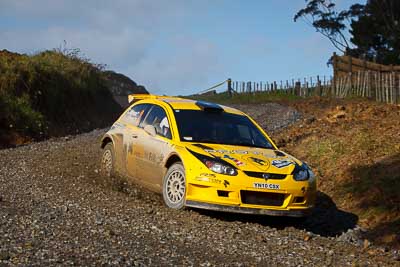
0;103;399;266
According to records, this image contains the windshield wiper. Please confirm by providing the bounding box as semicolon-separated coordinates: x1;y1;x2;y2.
232;141;271;149
187;138;272;149
196;138;220;144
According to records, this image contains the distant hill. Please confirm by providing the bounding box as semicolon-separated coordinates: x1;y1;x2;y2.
0;49;146;148
102;71;148;108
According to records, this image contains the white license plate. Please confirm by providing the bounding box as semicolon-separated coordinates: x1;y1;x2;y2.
253;183;280;190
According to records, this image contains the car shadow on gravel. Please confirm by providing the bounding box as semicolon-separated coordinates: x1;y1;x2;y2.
99;174;358;238
192;191;358;238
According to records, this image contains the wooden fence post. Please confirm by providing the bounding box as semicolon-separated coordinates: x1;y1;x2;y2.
349;56;353;92
363;57;367;97
286;80;289;93
375;72;378;102
291;79;295;95
295;81;301;96
398;73;400;104
227;78;232;97
332;52;337;96
390;64;396;104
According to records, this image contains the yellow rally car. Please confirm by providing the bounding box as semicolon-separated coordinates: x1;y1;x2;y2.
100;94;316;217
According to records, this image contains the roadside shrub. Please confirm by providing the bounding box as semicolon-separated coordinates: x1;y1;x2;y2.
0;93;45;136
0;48;121;145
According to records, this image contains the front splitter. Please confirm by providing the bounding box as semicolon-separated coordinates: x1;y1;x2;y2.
185;200;311;217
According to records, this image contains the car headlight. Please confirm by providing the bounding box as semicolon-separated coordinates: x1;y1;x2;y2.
293;163;315;181
187;148;238;176
204;160;238;176
294;169;309;181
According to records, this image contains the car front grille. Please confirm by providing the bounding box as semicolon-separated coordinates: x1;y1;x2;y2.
243;171;286;180
240;190;285;206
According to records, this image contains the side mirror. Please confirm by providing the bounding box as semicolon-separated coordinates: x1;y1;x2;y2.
144;125;157;137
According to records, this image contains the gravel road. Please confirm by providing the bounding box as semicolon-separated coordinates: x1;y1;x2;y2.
0;103;399;266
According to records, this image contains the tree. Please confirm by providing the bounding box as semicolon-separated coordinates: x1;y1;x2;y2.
350;0;400;64
295;0;400;65
294;0;360;53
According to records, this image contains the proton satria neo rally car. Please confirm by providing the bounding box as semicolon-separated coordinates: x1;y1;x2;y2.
100;94;316;217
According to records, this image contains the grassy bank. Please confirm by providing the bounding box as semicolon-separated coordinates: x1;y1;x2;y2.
0;49;122;147
189;91;301;105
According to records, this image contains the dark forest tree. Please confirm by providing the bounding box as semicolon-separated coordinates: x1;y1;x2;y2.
295;0;400;64
350;0;400;64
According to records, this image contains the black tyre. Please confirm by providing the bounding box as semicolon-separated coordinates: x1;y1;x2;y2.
100;143;115;178
162;162;186;209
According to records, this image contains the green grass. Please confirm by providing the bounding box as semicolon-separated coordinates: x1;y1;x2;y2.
304;130;399;214
308;138;347;166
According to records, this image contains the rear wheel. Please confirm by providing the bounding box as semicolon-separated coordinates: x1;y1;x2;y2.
162;162;186;209
100;143;115;177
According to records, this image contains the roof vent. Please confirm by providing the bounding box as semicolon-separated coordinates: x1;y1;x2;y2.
195;101;224;112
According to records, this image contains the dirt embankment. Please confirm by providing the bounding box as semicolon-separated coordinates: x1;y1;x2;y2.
272;97;400;249
0;102;399;265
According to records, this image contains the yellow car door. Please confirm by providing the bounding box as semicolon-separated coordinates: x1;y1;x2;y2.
120;103;151;181
134;104;173;192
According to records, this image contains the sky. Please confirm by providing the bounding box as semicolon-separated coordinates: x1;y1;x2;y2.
0;0;359;95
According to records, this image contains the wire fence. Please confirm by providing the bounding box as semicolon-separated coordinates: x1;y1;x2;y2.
333;71;400;104
196;70;400;104
195;73;398;104
230;75;333;98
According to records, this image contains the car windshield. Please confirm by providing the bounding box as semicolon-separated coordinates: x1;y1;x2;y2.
174;110;273;149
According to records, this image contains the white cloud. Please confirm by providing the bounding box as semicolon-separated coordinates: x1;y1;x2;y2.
0;0;214;95
0;26;151;66
127;36;222;95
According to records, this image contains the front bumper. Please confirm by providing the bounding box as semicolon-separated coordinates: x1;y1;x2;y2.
185;200;312;217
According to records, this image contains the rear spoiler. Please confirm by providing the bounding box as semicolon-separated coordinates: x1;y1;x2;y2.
128;94;156;103
128;94;181;103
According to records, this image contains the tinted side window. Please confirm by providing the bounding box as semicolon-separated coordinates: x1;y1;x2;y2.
142;105;172;139
121;104;150;127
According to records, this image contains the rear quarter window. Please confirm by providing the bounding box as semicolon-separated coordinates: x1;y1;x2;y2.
142;105;172;139
120;104;150;127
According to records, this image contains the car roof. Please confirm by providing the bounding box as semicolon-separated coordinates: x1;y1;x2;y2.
129;94;244;115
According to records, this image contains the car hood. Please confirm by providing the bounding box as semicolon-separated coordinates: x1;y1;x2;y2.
185;143;302;174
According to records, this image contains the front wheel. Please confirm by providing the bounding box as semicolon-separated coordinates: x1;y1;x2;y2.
162;162;186;209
